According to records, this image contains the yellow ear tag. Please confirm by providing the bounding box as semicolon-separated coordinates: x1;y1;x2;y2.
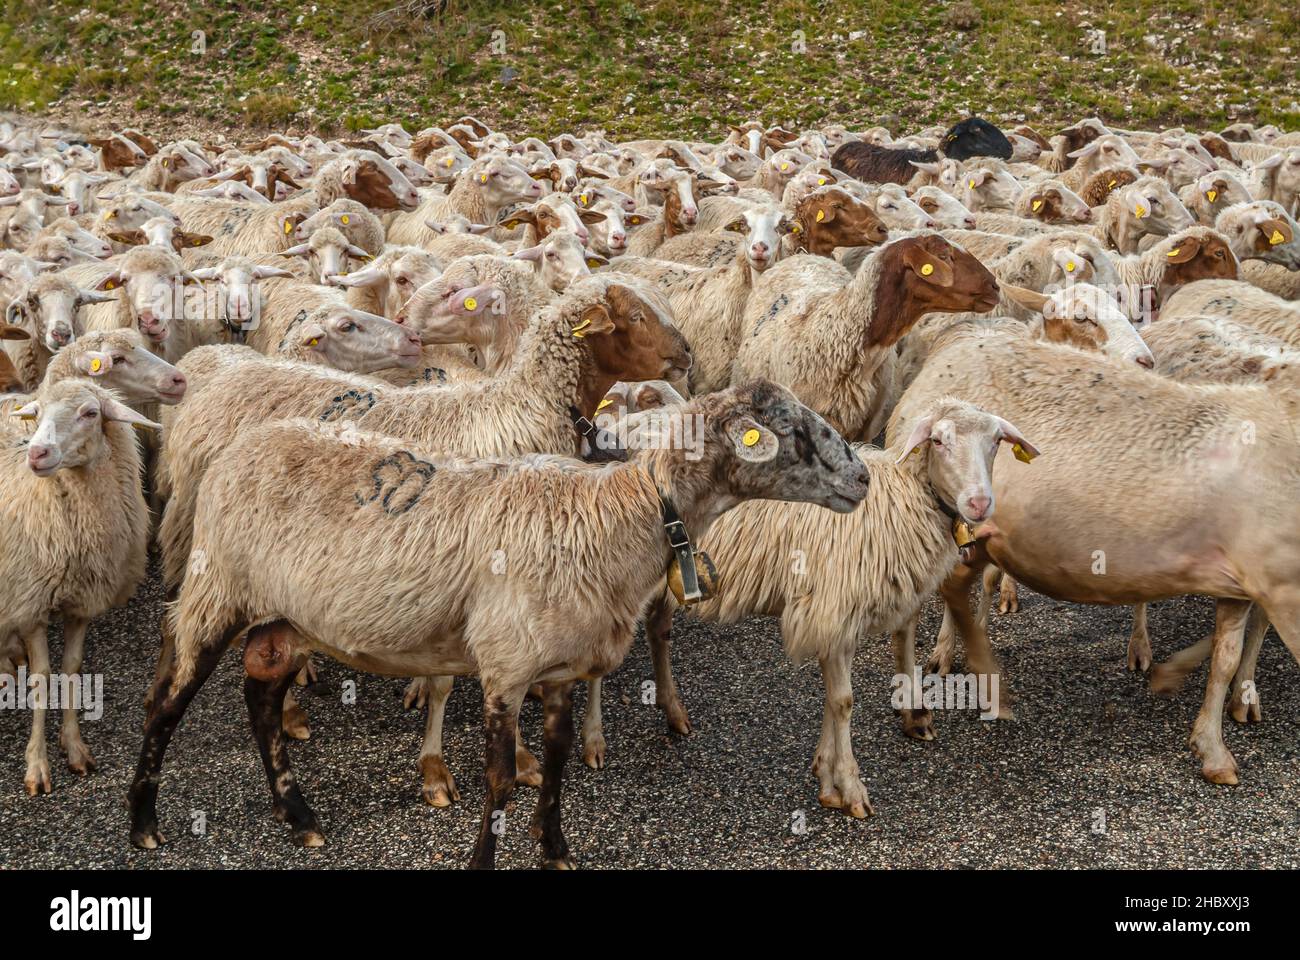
1107;179;1117;188
968;179;976;189
444;157;454;167
817;177;827;185
463;296;477;311
1031;199;1043;211
1012;443;1036;463
1206;190;1217;202
1166;247;1180;257
479;173;488;184
571;318;591;338
284;220;293;234
341;214;350;225
1065;261;1076;272
790;223;801;234
307;338;319;347
104;280;115;290
742;428;760;447
815;209;825;222
586;258;602;268
161;158;169;168
105;210;117;220
780;162;790;171
1270;230;1285;245
920;263;934;276
90;357;103;373
1134;204;1147;218
579;193;588;205
597;397;613;410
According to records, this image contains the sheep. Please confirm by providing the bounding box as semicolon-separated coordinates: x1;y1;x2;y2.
126;143;215;192
1142;315;1300;386
1057;134;1142;192
195;154;302;201
1011;179;1092;224
29;219;113;260
508;229;603;293
608;398;1037;809
188;181;271;205
0;197;44;250
105;215;213;255
163;195;318;257
958;164;1023;213
1;380;159;793
731;233;1001;441
1157;279;1300;349
309;149;421;211
1239;259;1300;299
1079;165;1141;207
50;169;115;216
395;253;554;376
1181;170;1253;225
1213;200;1299;270
1141;145;1215;192
181;256;296;342
1110;226;1239;323
623;169;724;256
28;328;190;405
497;192;604;248
1091;176;1195;254
1;250;57;305
1241;147;1300;215
128;378;870;867
890;318;1300;786
276;226;372;286
913;186;978;229
88;193;183;252
831;118;1013;184
86;132;149;173
3;273;113;388
325;246;442;318
613;207;795;393
384;156;543;248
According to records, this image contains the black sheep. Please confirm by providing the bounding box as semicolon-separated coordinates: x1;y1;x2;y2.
831;117;1012;185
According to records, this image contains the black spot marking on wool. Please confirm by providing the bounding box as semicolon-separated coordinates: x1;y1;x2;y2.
422;367;448;383
753;293;789;336
354;450;437;515
277;309;310;352
318;388;377;422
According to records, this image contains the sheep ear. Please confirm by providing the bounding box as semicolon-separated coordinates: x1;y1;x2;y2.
178;231;213;248
902;245;954;286
727;417;779;463
346;243;372;260
1067;141;1101;160
584;253;608;269
189;267;220;281
100;395;160;430
11;401;38;420
993;417;1040;462
76;351;113;376
107;230;146;245
468;223;493;235
328;264;386;288
1164;236;1202;263
0;322;30;341
251;265;296;280
281;242;312;258
4;301;26;327
424;219;447;234
1257;217;1293;246
1002;284;1050;312
78;288;117;305
498;208;537;230
299;321;328;347
578;209;606;225
94;271;125;291
571;302;614;339
895;414;934;464
278;212;305;237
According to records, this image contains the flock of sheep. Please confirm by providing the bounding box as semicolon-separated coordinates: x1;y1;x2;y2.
1;109;1298;869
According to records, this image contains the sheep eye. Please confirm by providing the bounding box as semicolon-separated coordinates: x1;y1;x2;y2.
339;321;356;332
81;408;99;419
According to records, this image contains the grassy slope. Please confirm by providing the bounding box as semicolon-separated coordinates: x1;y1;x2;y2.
2;0;1297;140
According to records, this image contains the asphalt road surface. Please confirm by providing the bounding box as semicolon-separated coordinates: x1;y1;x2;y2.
2;558;1298;869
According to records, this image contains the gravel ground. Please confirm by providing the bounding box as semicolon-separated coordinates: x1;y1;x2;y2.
2;557;1298;870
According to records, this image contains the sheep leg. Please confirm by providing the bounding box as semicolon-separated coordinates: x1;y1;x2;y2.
580;677;605;769
938;559;1012;719
891;617;934;741
469;692;522;870
21;624;52;796
1128;603;1152;672
0;631;23;675
243;622;322;847
419;675;459;807
281;687;311;741
58;616;95;775
515;724;543;788
294;656;318;686
646;593;690;735
403;676;430;709
129;620;242;850
997;572;1020;615
1228;607;1268;724
929;604;958;676
530;680;576;868
1187;599;1249;785
812;646;872;818
143;586;179;721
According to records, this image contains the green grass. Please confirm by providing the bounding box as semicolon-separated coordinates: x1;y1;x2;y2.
3;0;1297;139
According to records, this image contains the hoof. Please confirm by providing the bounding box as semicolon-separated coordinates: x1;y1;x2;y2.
282;706;311;741
130;827;166;850
661;703;692;736
1127;646;1152;672
997;597;1019;615
818;783;874;818
542;856;576;870
1201;763;1239;786
23;764;51;796
65;746;97;776
1229;696;1261;725
419;755;460;808
294;829;327;848
925;649;954;676
582;736;606;770
402;677;428;710
901;709;936;741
